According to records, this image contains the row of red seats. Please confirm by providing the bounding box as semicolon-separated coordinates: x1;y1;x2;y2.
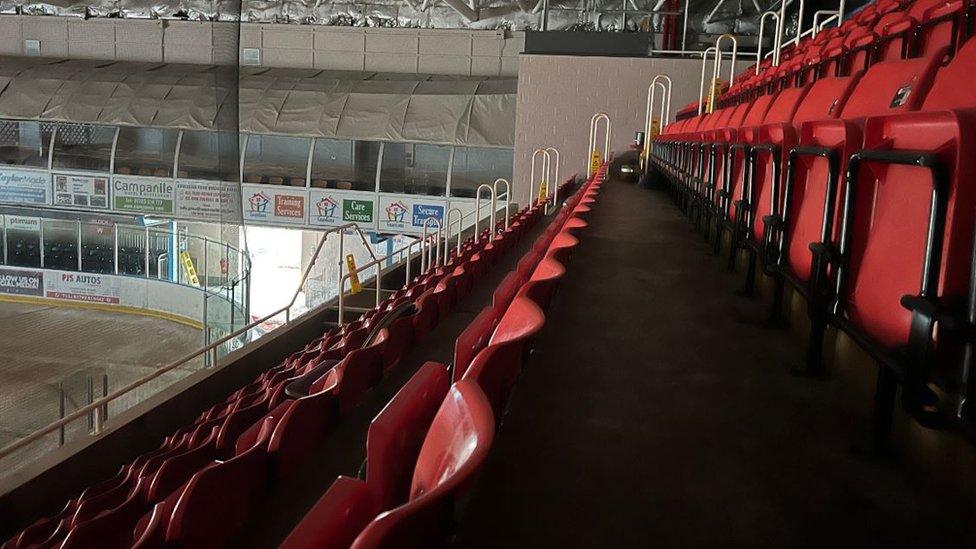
1;194;562;549
649;34;976;441
674;0;974;117
278;163;607;548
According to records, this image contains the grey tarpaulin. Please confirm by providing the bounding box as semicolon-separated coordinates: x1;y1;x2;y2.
0;57;516;147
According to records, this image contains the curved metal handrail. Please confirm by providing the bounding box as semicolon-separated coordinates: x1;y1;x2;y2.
493;178;513;226
530;148;551;209
757;11;782;72
474;183;497;243
587;113;611;178
543;149;560;214
444;207;464;259
698;46;718;115
709;34;738;113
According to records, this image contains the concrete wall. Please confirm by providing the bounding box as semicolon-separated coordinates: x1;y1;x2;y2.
512;54;748;205
0;16;523;76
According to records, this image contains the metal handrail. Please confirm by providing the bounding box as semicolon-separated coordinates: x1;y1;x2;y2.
444;207;464;259
474;184;497;243
643;74;672;164
587;113;611;178
698;47;718;115
757;11;782;72
0;221;369;460
493;178;513;225
709;34;738;113
543;149;560;214
530;148;551;210
421;217;443;271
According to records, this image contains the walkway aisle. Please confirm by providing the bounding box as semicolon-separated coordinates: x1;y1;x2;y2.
453;180;971;547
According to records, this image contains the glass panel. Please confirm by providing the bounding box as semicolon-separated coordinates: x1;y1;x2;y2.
81;222;115;274
42;219;79;271
309;139;380;192
5;226;40;267
450;147;514;198
379;143;450;197
242;134;311;187
117;226;147;276
177;131;240;181
0;120;55;168
51;124;115;173
114;127;179;178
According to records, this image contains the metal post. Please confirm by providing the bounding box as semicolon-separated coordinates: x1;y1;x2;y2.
144;226;150;278
113;223;118;275
587;113;612;177
544;149;559;214
86;375;94;431
338;231;345;299
493;178;513;225
58;382;65;446
203;238;209;290
445;207;463;260
530;148;551;208
39;221;44;269
2;215;7;265
101;373;108;421
698;47;717;115
76;220;82;271
758;12;781;71
710;34;738;113
681;0;689;51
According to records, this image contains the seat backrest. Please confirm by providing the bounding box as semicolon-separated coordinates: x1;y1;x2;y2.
840;53;943;119
279;477;376;549
463;297;546;417
453;305;497;382
350;380;494;549
762;85;810;125
366;362;450;509
910;0;966;57
166;417;275;548
741;92;780;128
517;256;567;311
492;270;524;311
920;38;976;111
872;11;916;61
791;74;862;125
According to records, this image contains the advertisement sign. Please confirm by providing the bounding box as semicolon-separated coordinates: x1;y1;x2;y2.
175;180;242;223
45;271;120;304
0;169;50;205
377;195;447;234
308;189;377;229
0;267;43;296
53;173;109;209
242;184;307;225
4;215;41;232
113;176;175;214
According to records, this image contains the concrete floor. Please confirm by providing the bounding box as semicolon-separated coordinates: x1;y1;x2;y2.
452;180;976;547
0;301;203;479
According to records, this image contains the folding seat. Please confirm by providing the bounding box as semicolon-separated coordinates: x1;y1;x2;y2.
140;418;276;549
728;84;813;289
492;270;524;312
363;362;451;508
462;297;546;418
268;386;339;476
545;231;580;265
432;273;458;319
822;38;976;433
60;488;146;549
712;95;777;252
453;306;498;382
868;11;919;63
278;477;375;549
410;289;440;341
329;337;385;414
907;0;970;58
516;256;567;311
770;53;944;372
350;380;495;549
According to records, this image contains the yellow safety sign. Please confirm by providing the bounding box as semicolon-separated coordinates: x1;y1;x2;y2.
179;250;200;286
537;180;549;202
650;116;661;140
590;150;602;173
346;254;362;294
707;77;724;113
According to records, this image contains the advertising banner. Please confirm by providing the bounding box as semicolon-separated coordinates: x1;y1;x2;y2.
242;184;307;226
377;195;446;234
4;215;41;232
308;189;377;230
45;271;121;304
53;173;109;209
113;176;175;214
175;180;242;223
0;169;50;205
0;267;43;296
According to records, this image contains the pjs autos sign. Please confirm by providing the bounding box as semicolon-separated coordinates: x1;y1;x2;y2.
45;272;120;304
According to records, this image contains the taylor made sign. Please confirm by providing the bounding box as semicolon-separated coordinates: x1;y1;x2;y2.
0;267;43;296
0;169;50;205
113;177;175;215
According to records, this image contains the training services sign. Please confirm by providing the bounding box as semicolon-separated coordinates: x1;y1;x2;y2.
242;184;307;225
113;176;175;214
0;267;44;296
377;195;446;234
308;189;377;229
0;169;50;205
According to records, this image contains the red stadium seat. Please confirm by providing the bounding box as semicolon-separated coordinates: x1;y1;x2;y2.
278;477;375;549
350;380;495;549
